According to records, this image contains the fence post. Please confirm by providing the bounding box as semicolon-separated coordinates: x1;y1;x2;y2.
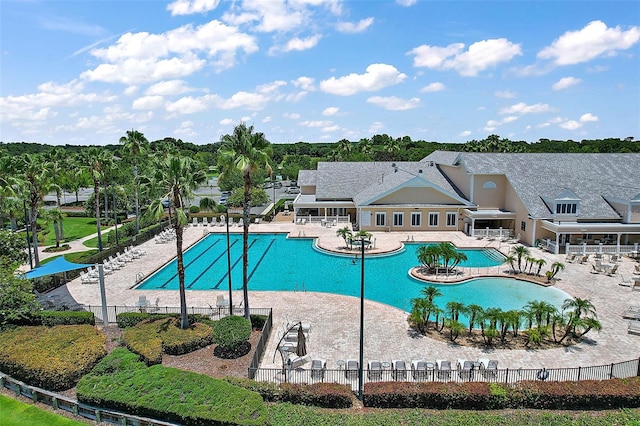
52;397;58;410
95;410;101;423
637;358;640;377
505;368;509;383
610;363;614;379
577;366;581;381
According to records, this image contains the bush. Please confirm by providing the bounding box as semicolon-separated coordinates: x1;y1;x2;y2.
0;325;106;391
250;314;267;330
279;382;353;408
77;348;268;426
213;315;251;350
37;310;95;327
189;205;201;213
116;312;215;328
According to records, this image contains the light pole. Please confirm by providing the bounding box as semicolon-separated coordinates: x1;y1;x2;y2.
225;207;233;315
358;236;366;401
112;187;119;247
23;200;33;269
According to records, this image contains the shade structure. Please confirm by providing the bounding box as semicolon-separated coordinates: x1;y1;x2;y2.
24;256;93;279
296;325;307;357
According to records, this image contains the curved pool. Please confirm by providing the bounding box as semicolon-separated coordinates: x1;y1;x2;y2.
137;233;572;313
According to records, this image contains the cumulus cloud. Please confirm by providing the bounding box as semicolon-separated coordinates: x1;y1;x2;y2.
336;17;374;33
220;118;235;125
284;112;300;119
167;0;220;16
146;80;194;96
367;96;420;110
299;120;333;127
132;95;165;110
292;76;316;91
484;116;518;132
419;82;445;92
459;130;472;137
368;121;384;133
559;120;582;130
396;0;417;5
552;77;581;91
538;20;640;66
320;63;406;95
580;113;598;122
323;106;339;116
495;90;516;99
270;34;322;54
81;21;258;84
408;38;522;76
499;102;551;115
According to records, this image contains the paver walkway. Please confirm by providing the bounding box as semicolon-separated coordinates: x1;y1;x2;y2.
34;221;640;372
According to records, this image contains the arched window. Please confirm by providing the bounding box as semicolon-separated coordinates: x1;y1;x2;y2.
482;180;497;189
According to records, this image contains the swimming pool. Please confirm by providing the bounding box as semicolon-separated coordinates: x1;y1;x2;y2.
137;233;571;312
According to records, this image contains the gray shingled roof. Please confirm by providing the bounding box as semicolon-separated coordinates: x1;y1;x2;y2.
315;161;467;205
297;170;316;186
422;150;462;166
453;152;640;219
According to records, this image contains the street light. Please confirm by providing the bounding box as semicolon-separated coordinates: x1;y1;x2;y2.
225;206;233;315
358;235;366;401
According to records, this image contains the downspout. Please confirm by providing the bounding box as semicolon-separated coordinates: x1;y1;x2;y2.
531;218;537;247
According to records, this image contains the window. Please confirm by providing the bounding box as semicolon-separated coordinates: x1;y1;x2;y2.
375;212;386;227
555;203;577;214
521;221;526;231
428;212;439;227
446;212;457;227
393;212;403;227
482;180;497;189
411;212;421;227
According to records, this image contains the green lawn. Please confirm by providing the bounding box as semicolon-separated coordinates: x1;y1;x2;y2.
0;394;88;426
41;217;98;246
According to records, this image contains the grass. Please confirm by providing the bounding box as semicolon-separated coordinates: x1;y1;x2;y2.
81;229;114;248
41;217;98;246
0;394;88;426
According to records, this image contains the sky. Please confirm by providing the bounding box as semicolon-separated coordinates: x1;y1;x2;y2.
1;1;639;146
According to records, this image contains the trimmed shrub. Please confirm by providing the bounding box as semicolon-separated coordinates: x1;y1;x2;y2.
250;314;267;330
77;348;268;426
364;381;491;409
189;205;200;213
123;326;163;366
116;312;215;328
37;310;95;327
223;377;282;402
213;315;251;350
279;382;354;408
0;325;106;391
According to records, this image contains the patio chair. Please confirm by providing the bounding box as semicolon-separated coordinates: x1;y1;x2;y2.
80;273;98;284
288;355;311;370
457;359;473;380
622;306;640;320
367;360;383;380
629;321;640;335
633;264;640;275
192;217;199;227
391;360;407;381
311;359;326;380
479;359;498;378
411;359;428;381
578;254;590;264
590;264;602;274
436;360;452;380
216;294;230;309
148;297;160;312
607;264;619;276
345;360;358;379
565;253;577;263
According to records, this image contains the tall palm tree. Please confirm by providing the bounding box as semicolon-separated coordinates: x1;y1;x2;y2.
510;245;530;273
465;304;483;335
44;148;68;240
335;226;352;248
20;153;52;267
145;155;207;329
119;129;149;236
218;123;272;322
79;147;114;252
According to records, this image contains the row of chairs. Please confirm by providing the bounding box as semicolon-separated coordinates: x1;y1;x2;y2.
192;217;250;227
81;246;146;283
155;229;176;244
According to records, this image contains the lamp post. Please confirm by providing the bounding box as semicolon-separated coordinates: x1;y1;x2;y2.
112;188;119;247
358;236;366;401
23;200;33;269
225;206;233;315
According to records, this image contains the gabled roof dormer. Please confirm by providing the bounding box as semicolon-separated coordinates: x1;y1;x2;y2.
544;188;581;216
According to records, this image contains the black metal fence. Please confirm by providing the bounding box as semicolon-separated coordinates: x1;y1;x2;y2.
248;309;273;379
83;305;271;325
250;358;640;392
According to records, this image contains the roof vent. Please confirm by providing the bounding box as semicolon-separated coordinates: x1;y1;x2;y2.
428;161;434;167
418;169;423;174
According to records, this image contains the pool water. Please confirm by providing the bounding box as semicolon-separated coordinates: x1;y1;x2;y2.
137;233;571;313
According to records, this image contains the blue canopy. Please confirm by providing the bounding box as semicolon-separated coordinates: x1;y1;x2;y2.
25;256;93;279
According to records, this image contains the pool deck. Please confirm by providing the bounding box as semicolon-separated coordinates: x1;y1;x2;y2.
44;220;640;372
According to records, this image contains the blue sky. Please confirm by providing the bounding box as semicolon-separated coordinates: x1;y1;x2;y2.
1;0;639;146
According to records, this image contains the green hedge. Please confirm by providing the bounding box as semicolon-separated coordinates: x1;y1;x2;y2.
77;348;268;426
123;317;213;366
364;378;640;410
36;310;95;327
0;325;106;391
250;314;268;330
213;315;251;350
116;312;214;328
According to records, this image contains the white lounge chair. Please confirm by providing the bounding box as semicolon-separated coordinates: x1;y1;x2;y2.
623;306;640;320
436;359;452;379
457;359;473;379
288;354;311;370
411;359;428;380
311;359;326;380
628;320;640;335
192;217;199;227
607;264;619;276
479;359;498;378
345;359;358;379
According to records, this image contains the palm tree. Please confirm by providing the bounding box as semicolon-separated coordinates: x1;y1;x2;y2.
145;155;207;329
546;262;565;282
562;297;597;321
420;285;442;303
416;245;441;272
445;319;465;342
44;148;68;240
510;245;530;273
79;147;113;252
218;123;272;321
20;153;52;267
357;138;372;160
120;129;150;236
335;226;352;248
445;301;465;322
465;304;483;335
535;258;547;276
504;255;516;273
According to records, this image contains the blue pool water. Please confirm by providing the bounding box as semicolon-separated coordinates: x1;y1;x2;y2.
137;233;571;312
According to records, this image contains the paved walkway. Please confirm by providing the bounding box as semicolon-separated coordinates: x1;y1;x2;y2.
38;220;640;372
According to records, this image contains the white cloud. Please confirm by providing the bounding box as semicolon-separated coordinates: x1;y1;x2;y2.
495;90;516;99
552;77;581;91
368;121;384;134
459;130;472;137
323;106;339;116
165;96;210;114
291;76;316;91
559;120;582;130
499;102;551;115
284;112;300;119
367;96;420;110
419;82;445;93
409;38;522;76
580;113;598;122
220;118;235;125
538;20;640;66
320;63;407;96
336;17;374;33
167;0;220;16
322;125;340;132
262;116;272;123
396;0;417;6
174;120;197;137
215;91;269;110
146;80;195;96
271;34;322;54
123;86;139;96
132;95;165;110
299;120;333;127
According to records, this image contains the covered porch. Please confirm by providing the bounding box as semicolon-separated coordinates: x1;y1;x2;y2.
291;194;355;226
461;209;516;239
538;220;640;255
